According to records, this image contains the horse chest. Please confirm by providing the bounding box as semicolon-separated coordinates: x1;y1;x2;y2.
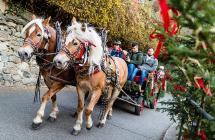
77;72;105;90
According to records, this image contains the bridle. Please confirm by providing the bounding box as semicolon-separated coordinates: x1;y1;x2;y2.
23;25;55;68
23;26;51;53
60;40;95;65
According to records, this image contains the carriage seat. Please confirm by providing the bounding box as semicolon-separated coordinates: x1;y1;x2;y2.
134;71;155;83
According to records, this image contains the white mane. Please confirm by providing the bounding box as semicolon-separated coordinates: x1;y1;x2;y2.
66;22;103;70
21;19;44;36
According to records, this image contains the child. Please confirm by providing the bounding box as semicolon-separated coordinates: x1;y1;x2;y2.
157;66;165;80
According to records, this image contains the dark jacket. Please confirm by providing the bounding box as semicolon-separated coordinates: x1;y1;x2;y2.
142;54;158;72
128;51;143;66
110;49;124;58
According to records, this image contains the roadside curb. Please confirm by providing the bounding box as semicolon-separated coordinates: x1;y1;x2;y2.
163;122;178;140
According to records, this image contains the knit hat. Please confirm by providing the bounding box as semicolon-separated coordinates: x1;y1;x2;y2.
113;40;121;45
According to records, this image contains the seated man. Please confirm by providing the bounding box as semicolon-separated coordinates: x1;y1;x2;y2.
126;42;143;82
109;40;124;59
138;47;158;91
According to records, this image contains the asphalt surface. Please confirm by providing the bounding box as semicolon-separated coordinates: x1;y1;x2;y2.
0;87;172;140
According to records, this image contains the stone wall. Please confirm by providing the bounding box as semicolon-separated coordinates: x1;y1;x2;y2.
0;10;40;87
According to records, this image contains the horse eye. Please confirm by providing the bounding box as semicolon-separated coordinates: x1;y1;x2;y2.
73;42;78;46
37;33;41;37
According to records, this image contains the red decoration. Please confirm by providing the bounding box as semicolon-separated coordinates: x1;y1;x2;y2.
150;0;179;58
174;84;187;92
150;88;154;96
159;0;170;31
194;77;212;97
150;32;165;58
198;131;207;140
161;77;166;91
84;40;96;47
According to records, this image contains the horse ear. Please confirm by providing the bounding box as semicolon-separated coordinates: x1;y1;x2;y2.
32;14;36;20
71;17;77;25
43;16;51;26
81;23;87;32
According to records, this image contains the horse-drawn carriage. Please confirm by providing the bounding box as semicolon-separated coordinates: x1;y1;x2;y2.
118;68;167;115
18;15;167;135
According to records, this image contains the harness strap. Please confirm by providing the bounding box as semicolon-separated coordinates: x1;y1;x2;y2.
61;43;84;62
23;26;50;52
34;72;41;103
24;38;42;51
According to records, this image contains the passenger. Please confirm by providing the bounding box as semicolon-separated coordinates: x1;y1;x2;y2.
109;40;124;58
126;42;143;82
138;47;158;90
157;66;165;80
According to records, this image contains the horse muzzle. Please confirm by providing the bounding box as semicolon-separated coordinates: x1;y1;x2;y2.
17;47;33;62
53;55;69;69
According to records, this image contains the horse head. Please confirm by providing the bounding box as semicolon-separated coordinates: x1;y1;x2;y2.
18;15;52;62
54;17;103;70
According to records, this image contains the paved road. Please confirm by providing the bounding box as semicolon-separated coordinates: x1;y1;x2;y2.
0;87;172;140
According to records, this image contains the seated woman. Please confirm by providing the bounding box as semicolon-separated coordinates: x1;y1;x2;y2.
109;40;124;58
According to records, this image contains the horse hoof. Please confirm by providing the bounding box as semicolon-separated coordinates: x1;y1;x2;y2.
47;116;56;122
71;129;81;136
31;122;42;130
107;115;112;120
86;124;93;130
96;122;105;128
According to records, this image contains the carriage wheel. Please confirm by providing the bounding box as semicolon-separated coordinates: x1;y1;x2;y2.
134;96;144;115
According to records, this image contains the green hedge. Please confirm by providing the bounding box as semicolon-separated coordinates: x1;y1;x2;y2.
9;0;157;50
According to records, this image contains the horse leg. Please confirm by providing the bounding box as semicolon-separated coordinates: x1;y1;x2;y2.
85;89;102;130
97;86;113;124
107;108;112;120
32;83;64;130
71;86;85;136
97;88;120;128
47;94;59;122
72;91;89;118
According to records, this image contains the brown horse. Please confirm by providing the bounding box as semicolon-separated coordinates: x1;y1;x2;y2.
18;15;76;130
53;18;128;135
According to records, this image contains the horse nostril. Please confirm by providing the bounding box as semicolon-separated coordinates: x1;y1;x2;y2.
24;52;28;58
57;60;62;65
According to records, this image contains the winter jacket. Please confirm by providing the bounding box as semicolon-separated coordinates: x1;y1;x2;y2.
110;48;124;58
127;51;143;66
141;54;158;72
